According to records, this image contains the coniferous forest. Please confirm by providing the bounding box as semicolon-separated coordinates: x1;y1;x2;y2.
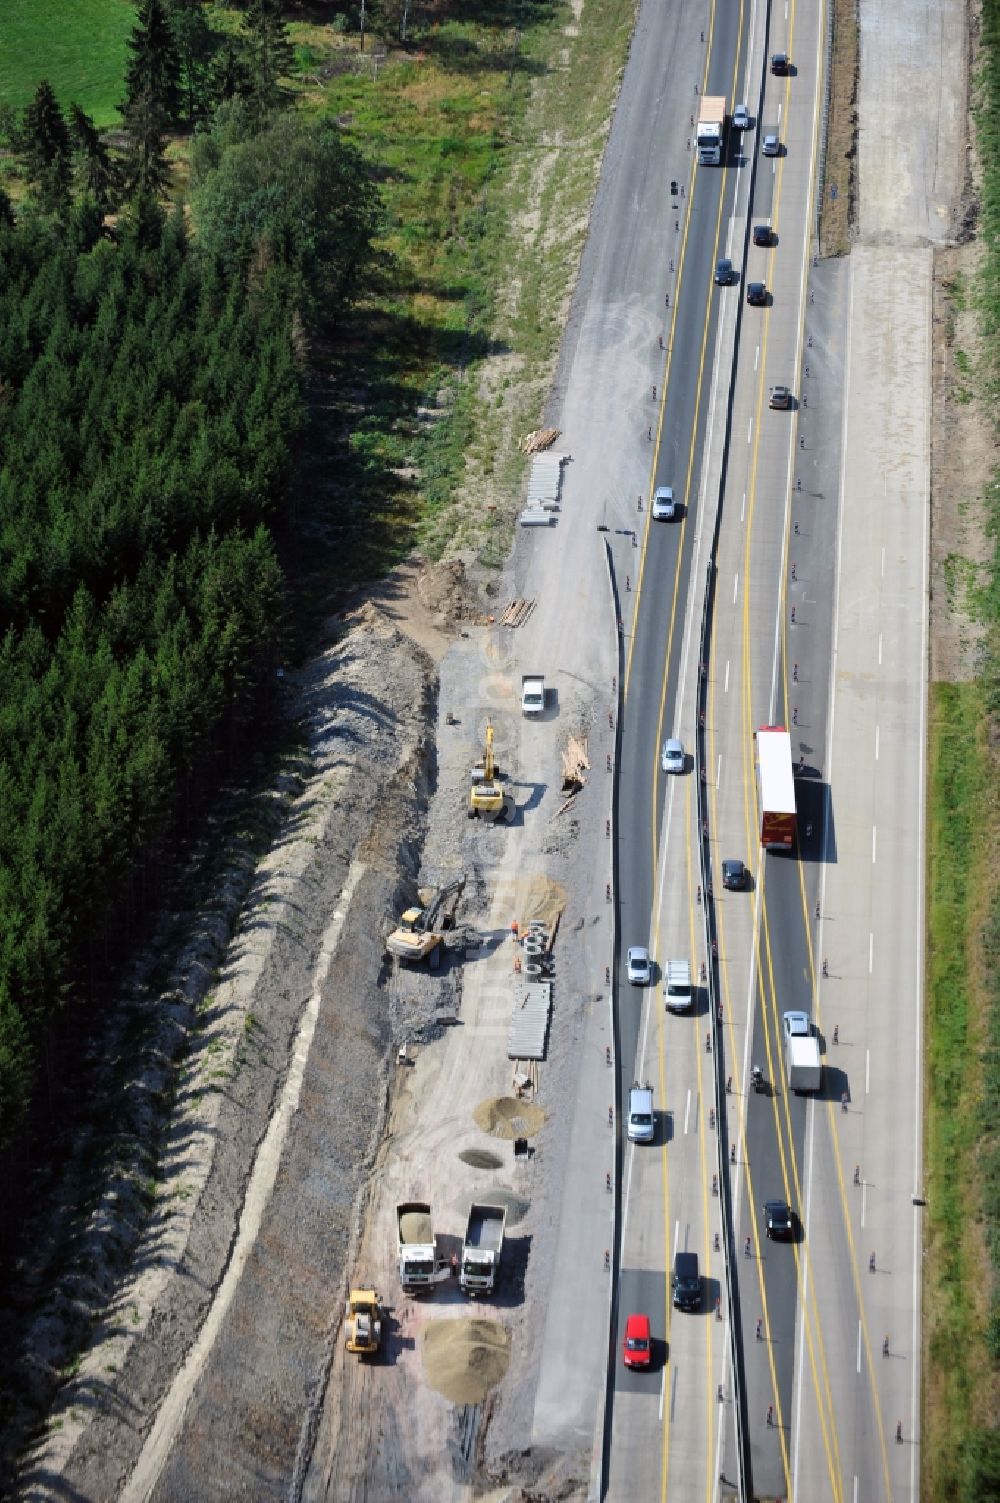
0;1;382;1155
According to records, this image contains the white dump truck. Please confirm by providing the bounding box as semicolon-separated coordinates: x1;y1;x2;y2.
521;675;545;715
696;96;726;165
459;1203;507;1295
396;1201;440;1294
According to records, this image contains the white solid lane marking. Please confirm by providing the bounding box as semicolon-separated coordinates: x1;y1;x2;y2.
733;573;739;605
747;419;752;444
716;756;722;790
857;1320;862;1374
724;659;731;693
659;1367;666;1421
755;345;760;371
741;491;747;522
684;1089;691;1135
854;1476;859;1503
672;1220;679;1259
872;825;877;864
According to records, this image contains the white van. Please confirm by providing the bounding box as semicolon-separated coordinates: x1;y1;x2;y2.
665;959;693;1012
627;1084;655;1143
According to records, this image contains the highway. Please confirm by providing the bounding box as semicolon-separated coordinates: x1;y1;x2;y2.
604;0;925;1498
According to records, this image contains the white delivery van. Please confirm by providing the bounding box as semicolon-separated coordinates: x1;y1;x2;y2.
665;959;693;1012
627;1084;655;1143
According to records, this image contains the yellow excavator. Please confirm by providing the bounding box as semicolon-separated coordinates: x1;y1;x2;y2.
344;1288;383;1358
469;722;515;822
386;876;466;967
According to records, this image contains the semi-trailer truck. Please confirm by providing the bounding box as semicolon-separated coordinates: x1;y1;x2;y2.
696;97;726;165
757;725;796;849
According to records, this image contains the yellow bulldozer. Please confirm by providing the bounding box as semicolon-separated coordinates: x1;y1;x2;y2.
344;1288;383;1358
468;722;514;823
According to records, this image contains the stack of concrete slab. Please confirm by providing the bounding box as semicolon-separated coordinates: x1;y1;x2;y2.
519;452;567;527
507;980;552;1060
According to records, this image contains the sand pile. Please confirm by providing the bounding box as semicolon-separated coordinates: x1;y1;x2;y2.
473;1096;545;1141
398;1207;433;1243
422;1318;511;1405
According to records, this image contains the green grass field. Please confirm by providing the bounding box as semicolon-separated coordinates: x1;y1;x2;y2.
0;0;135;125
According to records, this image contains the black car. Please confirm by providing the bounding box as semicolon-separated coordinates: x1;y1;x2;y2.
722;859;749;891
752;223;773;247
771;52;790;75
764;1200;795;1240
746;282;768;307
672;1251;701;1310
715;257;734;286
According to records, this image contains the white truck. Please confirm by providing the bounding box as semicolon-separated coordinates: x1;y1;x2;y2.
396;1201;441;1294
696;96;726;165
664;958;693;1012
785;1033;822;1093
521;674;545;715
459;1203;507;1295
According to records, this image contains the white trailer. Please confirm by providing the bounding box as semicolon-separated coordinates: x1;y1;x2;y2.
696;96;726;165
785;1033;822;1092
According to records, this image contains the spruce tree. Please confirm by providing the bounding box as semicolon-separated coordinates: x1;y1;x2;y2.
69;104;119;212
121;0;181;124
120;0;181;194
22;81;73;214
242;0;294;115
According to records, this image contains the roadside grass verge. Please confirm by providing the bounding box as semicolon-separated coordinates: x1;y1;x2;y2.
923;8;1000;1495
0;0;134;124
818;0;857;256
276;0;636;594
923;680;999;1499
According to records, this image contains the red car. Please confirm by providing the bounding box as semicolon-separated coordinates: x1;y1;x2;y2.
622;1313;652;1369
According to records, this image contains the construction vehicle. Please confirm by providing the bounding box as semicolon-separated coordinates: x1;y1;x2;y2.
469;722;515;822
459;1204;507;1295
344;1288;383;1357
396;1202;445;1293
386;877;466;967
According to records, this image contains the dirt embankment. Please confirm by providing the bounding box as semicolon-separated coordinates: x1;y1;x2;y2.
11;576;477;1500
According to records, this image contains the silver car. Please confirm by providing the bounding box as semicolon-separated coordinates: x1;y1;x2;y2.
762;134;781;158
652;485;675;520
661;738;685;774
627;946;651;985
733;104;750;130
